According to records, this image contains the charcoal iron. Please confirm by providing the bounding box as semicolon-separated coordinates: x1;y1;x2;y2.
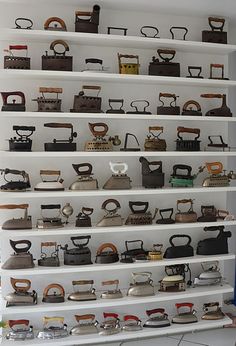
202;302;225;320
156;208;175;224
175;199;198;223
196;225;231;255
127;272;154;296
202;17;227;44
197;205;217;222
2;239;34;269
36;204;65;229
33;87;63;112
9;125;35;151
97;199;123;227
103;161;132;189
95;243;119;264
201;162;232;187
172;303;198;324
176;126;201;151
159;264;188;292
106;99;125;114
148;244;163;261
143;309;171;328
140;26;160;38
5;277;37;307
101;279;123;299
170;26;188;40
42;283;65;303
82;58;109;73
125;201;158;225
76;207;93;227
0;168;30;191
99;313;121;335
186;66;204;79
0;204;32;230
157;92;180;115
126;100;152;114
122;315;142;331
70;85;102;113
42;40;72;71
107;27;128;35
207;135;228;151
35;170;64;191
120;133;140;151
121;240;148;263
149;49;180;77
62;236;92;265
6;320;34;340
85;122;121;151
201;93;232;117
44;17;67;31
44;122;77;151
38;242;60;267
68;280;96;301
164;234;194;259
169;164;203;187
182;100;202;116
118;53;139;74
70;314;99;335
4;45;30;69
70;163;98;190
194;261;222;286
139;157;164;188
1;91;26;111
15;18;33;30
37;316;68;339
144;126;167;151
75;5;100;33
209;63;228;80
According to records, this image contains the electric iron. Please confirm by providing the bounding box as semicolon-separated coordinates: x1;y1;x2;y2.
159;264;190;292
172;303;198;324
99;313;121;335
0;204;32;230
202;302;225;320
38;242;60;267
62;236;92;265
5;277;37;307
101;279;123;299
34;170;64;191
76;207;93;227
2;240;35;269
194;262;223;286
0;168;30;191
122;315;142;331
201;162;236;187
70;314;99;335
103;161;132;189
6;320;34;341
42;283;65;303
127;272;155;297
69;163;98;190
96;199;123;227
37;317;68;339
143;309;171;328
68;280;96;301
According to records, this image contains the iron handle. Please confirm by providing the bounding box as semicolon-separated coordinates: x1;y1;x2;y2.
41;241;57;247
173;164;192;176
118;54;139;59
208;17;225;31
130;100;150;112
44;122;73;129
103;312;119;319
15;18;33;30
124;315;140;322
13;125;35;131
208;135;225;145
9;320;29;328
9;45;28;50
75;10;93;16
43;283;65;297
149;126;163;131
157;49;176;62
10;239;31;253
43;316;64;324
40;170;60;175
159;92;176;98
108;99;124;107
102;279;119;285
0;204;28;209
169;234;192;246
201;205;216;214
71;235;91;247
85;58;103;64
146;308;165;316
205;161;223;174
101;198;121;211
44;17;66;30
81;207;94;215
39;87;63;94
177;126;200;135
72;163;93;176
1;91;26;104
170;26;188;40
140;25;159;38
129;201;149;214
176;302;193;311
204;225;225;232
72;280;94;285
75;314;95;322
177;199;194;212
97;243;118;255
125;240;144;251
49;40;69;54
82;85;101;90
159;208;173;218
201;93;223;99
182;100;201;112
11;277;31;292
89;122;108;137
41;204;61;210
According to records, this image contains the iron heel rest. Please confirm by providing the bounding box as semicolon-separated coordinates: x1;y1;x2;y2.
70;85;102;113
44;17;67;31
15;18;33;30
169;164;202;188
99;313;121;335
103;162;132;190
9;125;35;151
194;261;223;287
85;122;121;151
70;163;98;190
157;93;180;115
197;205;217;222
140;25;160;38
44;122;77;151
209;63;228;80
120;133;140;151
97;199;123;227
33;87;63;112
68;280;96;301
182;100;202;116
186;66;204;79
139;157;164;188
148;244;163;261
70;314;99;335
6;320;34;340
121;240;149;263
201;162;233;187
149;48;180;77
144;309;171;328
144;126;167;151
36;204;65;229
122;315;142;331
95;243;119;264
159;264;187;293
101;280;123;299
42;283;65;303
127;272;154;297
202;302;225;320
42;40;72;71
38;242;60;267
207;135;228;151
118;53;139;75
5;278;37;307
0;168;30;191
156;208;175;224
4;45;30;69
82;58;109;73
164;234;194;259
125;201;158;225
176;126;201;151
1;91;26;111
35;170;64;191
197;226;231;255
37;316;68;339
0;203;32;231
76;207;93;227
75;5;100;33
201;93;232;117
62;236;92;265
2;239;34;269
175;199;198;223
172;303;198;324
106;99;125;114
126;100;152;114
202;17;227;44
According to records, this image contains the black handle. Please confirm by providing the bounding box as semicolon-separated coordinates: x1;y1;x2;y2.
204;226;225;232
169;234;192;247
140;25;159;38
173;164;192;176
125;240;144;251
85;58;103;64
15;17;33;29
13;126;35;132
10;239;31;253
170;26;188;40
129;201;149;214
71;235;91;247
159;208;173;219
41;204;61;210
72;163;92;176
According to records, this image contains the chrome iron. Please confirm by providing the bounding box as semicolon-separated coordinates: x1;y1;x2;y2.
38;242;60;267
33;87;63;112
42;283;65;303
0;168;30;192
6;320;34;340
97;199;123;227
101;279;123;299
5;277;37;307
202;302;225;320
0;204;32;230
125;201;158;225
2;240;34;269
144;126;167;151
70;163;98;190
9;125;35;151
76;207;93;227
44;122;77;151
103;162;132;189
62;236;92;265
122;315;142;331
37;317;68;339
157;92;180;115
85;122;121;151
70;314;99;335
127;272;155;297
194;262;223;287
68;280;96;301
144;309;171;328
1;91;26;111
99;313;121;335
35;170;64;191
172;303;198;324
139;157;164;188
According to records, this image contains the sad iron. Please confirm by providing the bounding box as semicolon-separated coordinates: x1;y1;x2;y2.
143;309;171;328
175;199;198;223
44;122;77;151
38;242;60;267
6;320;34;341
207;135;228;151
70;314;99;335
36;204;65;229
5;277;37;307
121;240;149;263
127;272;155;297
201;93;232;117
85;122;121;151
95;243;119;264
99;313;121;335
139;156;165;188
157;92;180;115
194;261;223;287
156;208;175;224
169;164;202;188
42;283;65;303
9;125;35;151
197;205;217;222
76;207;93;227
126;100;152;114
44;17;67;31
122;315;142;331
182;100;202;116
2;239;35;270
209;63;228;80
201;162;232;187
103;161;132;189
35;170;64;191
202;302;225;320
175;126;201;151
62;236;92;265
97;199;123;227
120;132;140;151
159;264;188;292
37;316;68;339
125;201;158;225
32;87;63;112
69;163;98;190
101;279;123;299
144;126;167;151
68;280;96;301
0;168;30;191
202;17;227;44
148;244;163;261
1;91;26;111
149;48;180;77
106;99;125;114
0;203;32;230
172;303;198;324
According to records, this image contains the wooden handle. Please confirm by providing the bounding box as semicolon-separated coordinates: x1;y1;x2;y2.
177;199;193;204
201;93;223;99
206;162;223;174
9;45;27;50
82;85;101;90
209;17;225;23
9;320;29;328
159;93;176;98
11;277;31;292
72;280;94;285
41;241;57;247
177;126;200;135
211;64;224;68
102;279;119;285
75;314;95;322
182;100;201;111
44;122;72;129
44;316;64;323
40;170;61;175
0;204;28;209
149;126;163;131
97;243;118;255
101;199;121;211
75;10;92;16
43;283;65;297
89;122;108;137
50;40;69;52
118;54;139;59
44;17;66;30
39;87;63;93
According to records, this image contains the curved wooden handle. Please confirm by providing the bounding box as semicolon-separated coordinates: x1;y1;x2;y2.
50;40;69;52
44;17;66;30
206;162;223;174
177;126;200;135
211;63;224;68
43;283;65;297
81;207;94;215
44;122;72;129
101;199;121;210
82;85;101;90
75;10;92;16
182;100;201;111
89;122;108;137
118;54;139;59
75;314;95;322
0;204;28;209
9;320;29;328
149;126;163;131
146;308;165;316
39;87;63;94
177;199;193;204
97;243;118;255
159;93;176;98
201;94;223;99
158;48;176;54
9;45;27;50
41;241;57;247
11;277;31;292
209;17;225;23
40;170;60;175
102;279;119;285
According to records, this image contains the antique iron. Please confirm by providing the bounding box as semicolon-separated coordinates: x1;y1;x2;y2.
6;320;34;341
62;203;74;225
4;45;30;69
99;313;121;335
70;163;98;190
70;85;102;113
44;17;67;31
42;283;65;303
182;100;202;116
122;315;142;331
207;135;228;151
120;133;140;151
108;27;128;35
176;126;201;151
101;280;123;299
36;204;65;229
1;91;26;111
169;164;203;187
85;122;121;151
197;205;217;222
103;162;132;189
194;261;223;287
156;208;175;224
164;234;194;259
144;309;171;328
97;199;123;227
62;236;92;265
9;125;35;151
170;26;188;40
82;58;109;73
140;26;160;38
38;242;60;267
172;303;198;324
33;87;63;112
70;315;99;335
76;207;93;227
148;244;163;261
202;17;227;44
201;93;232;117
95;243;119;264
157;93;180;115
197;226;231;255
126;201;158;225
44;122;77;151
68;280;96;301
2;239;34;269
201;162;233;187
127;272;154;297
144;126;167;151
186;66;204;79
159;265;187;292
139;157;165;188
118;53;140;74
106;99;125;114
0;204;32;230
149;49;180;77
75;5;100;33
5;277;37;307
202;302;225;320
42;40;72;71
121;240;148;263
15;18;33;30
217;209;235;221
35;170;64;191
126;100;152;114
37;317;68;339
209;63;228;80
175;199;198;223
0;168;30;191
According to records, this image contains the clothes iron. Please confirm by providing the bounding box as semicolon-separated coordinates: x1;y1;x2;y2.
103;162;132;189
169;164;203;187
118;53;139;74
125;201;158;225
156;208;175;224
216;209;235;221
201;162;232;187
75;5;100;33
172;303;198;324
101;279;123;299
108;27;128;35
1;91;26;111
70;85;102;113
42;283;65;303
97;199;123;227
202;17;227;44
36;204;65;229
148;244;163;261
95;243;119;264
186;66;204;79
2;239;35;269
70;314;99;335
44;17;67;31
76;207;93;227
139;157;165;188
5;277;37;307
68;280;96;301
122;315;142;331
6;320;34;341
140;25;160;38
121;240;149;263
42;40;72;71
35;170;64;191
0;204;32;230
120;133;140;151
44;122;77;151
207;135;228;151
33;87;63;112
182;100;202;116
197;205;217;222
159;265;187;292
201;93;232;117
106;99;125;114
209;63;228;80
82;58;109;73
127;272;154;297
157;93;180;115
197;225;231;255
0;168;30;191
194;261;223;287
99;313;121;335
85;122;121;151
164;234;194;259
202;302;225;320
9;125;35;151
62;236;92;265
4;45;30;69
175;199;198;223
143;309;171;328
149;49;180;77
70;163;98;190
15;17;33;30
144;126;167;151
176;126;201;151
37;316;68;339
38;242;60;267
126;100;152;114
170;26;188;40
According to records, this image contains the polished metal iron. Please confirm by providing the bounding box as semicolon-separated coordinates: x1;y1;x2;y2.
76;207;93;227
37;316;68;339
144;126;167;151
202;17;227;44
207;135;228;151
182;100;202;116
36;204;65;229
0;204;32;230
9;125;35;151
70;163;98;190
0;169;30;191
140;26;159;38
68;280;96;301
125;201;158;225
197;205;217;222
194;262;223;287
1;91;26;111
139;157;164;188
15;18;33;30
127;272;154;296
143;309;171;328
149;49;180;77
75;5;100;33
101;279;123;299
176;126;201;151
2;239;35;269
201;162;235;187
35;170;64;191
186;66;204;79
202;302;225;320
103;162;132;189
44;17;67;31
4;45;30;69
82;58;109;73
126;100;152;114
99;313;121;335
95;243;119;264
121;240;149;263
62;236;92;265
97;199;123;227
106;99;125;114
61;203;74;225
38;242;60;267
70;85;102;113
33;87;63;112
169;164;203;187
159;265;188;292
201;93;232;117
120;133;140;151
44;122;77;151
70;314;99;335
175;199;198;223
6;320;34;340
42;40;72;71
209;63;228;80
118;53;139;74
172;303;198;324
157;92;180;115
85;122;121;151
5;277;37;307
42;283;65;303
122;315;142;331
170;26;188;40
148;244;163;261
108;27;128;35
156;208;175;224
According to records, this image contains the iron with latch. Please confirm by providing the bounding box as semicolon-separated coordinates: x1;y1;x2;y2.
143;309;171;328
125;201;158;225
175;126;201;151
62;236;92;265
42;283;65;303
127;272;155;297
42;40;72;71
38;242;60;267
156;208;175;224
202;17;227;44
182;100;202;116
44;17;67;31
2;239;35;269
33;87;63;112
0;168;30;191
99;313;121;335
6;320;34;341
0;204;32;230
172;303;198;324
149;48;180;77
175;199;198;223
4;45;30;69
144;126;167;151
76;207;93;227
201;93;232;117
118;53;139;74
157;92;180;115
139;157;165;188
70;314;99;335
95;243;119;264
96;199;123;227
44;122;77;151
197;225;231;255
194;261;223;287
75;5;100;33
70;85;102;113
1;91;26;111
122;315;142;331
85;122;121;151
68;280;96;301
9;125;35;151
37;316;68;339
103;162;132;189
101;279;123;299
126;100;152;114
5;277;37;307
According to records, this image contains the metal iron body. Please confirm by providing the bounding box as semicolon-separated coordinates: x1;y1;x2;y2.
37;317;68;339
197;205;217;222
68;280;96;301
35;170;64;191
157;93;180;115
44;122;77;151
38;242;60;267
194;262;223;287
36;204;64;229
156;208;175;224
101;280;123;299
9;125;35;151
33;87;62;112
70;85;102;113
159;265;187;292
201;93;232;117
75;5;100;33
85;122;120;151
6;320;34;341
176;126;201;151
42;40;72;71
164;234;194;259
125;201;158;225
126;100;152;114
95;243;119;264
148;244;163;261
127;272;154;297
103;162;131;189
201;162;232;187
99;313;121;335
197;226;231;255
1;91;26;111
42;283;65;303
139;157;164;188
44;17;67;31
122;315;142;331
182;100;202;116
118;53;139;75
149;49;180;77
70;163;98;190
62;236;92;265
186;66;204;79
97;199;123;227
169;164;201;187
144;309;171;328
0;203;32;230
76;207;93;227
106;99;125;114
70;315;99;335
120;133;140;151
5;278;37;307
172;303;198;324
0;168;30;192
144;126;167;151
121;240;149;263
202;17;227;44
2;240;34;269
202;302;225;320
4;45;30;69
175;199;198;223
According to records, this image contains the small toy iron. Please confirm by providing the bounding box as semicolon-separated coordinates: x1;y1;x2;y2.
38;242;60;267
85;122;121;151
127;272;154;297
0;168;30;191
9;125;35;151
37;316;68;339
0;204;32;230
148;244;163;261
101;280;123;299
169;164;203;187
15;18;33;30
83;58;109;73
144;126;167;151
140;25;160;38
197;205;217;222
42;40;72;71
97;199;123;227
42;283;65;303
186;66;204;79
2;239;35;269
194;261;223;287
120;133;140;151
126;100;152;114
68;280;96;301
70;163;98;190
176;126;201;151
157;93;180;115
197;226;231;255
209;63;228;80
33;87;63;112
70;85;102;113
70;315;99;335
36;204;65;229
207;135;228;151
62;236;92;265
6;320;34;340
139;157;165;188
76;207;93;227
156;208;175;224
122;315;142;331
121;240;148;263
149;48;180;77
75;5;100;33
1;91;26;111
201;93;232;117
125;201;158;225
35;170;64;191
159;265;187;292
202;302;225;320
170;26;188;40
175;199;198;223
5;277;37;307
95;243;119;264
172;303;198;324
118;53;139;74
202;17;227;44
103;162;132;189
182;100;202;116
44;122;77;151
201;162;234;187
143;309;171;328
106;99;125;114
4;45;30;69
44;17;67;31
99;313;121;335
